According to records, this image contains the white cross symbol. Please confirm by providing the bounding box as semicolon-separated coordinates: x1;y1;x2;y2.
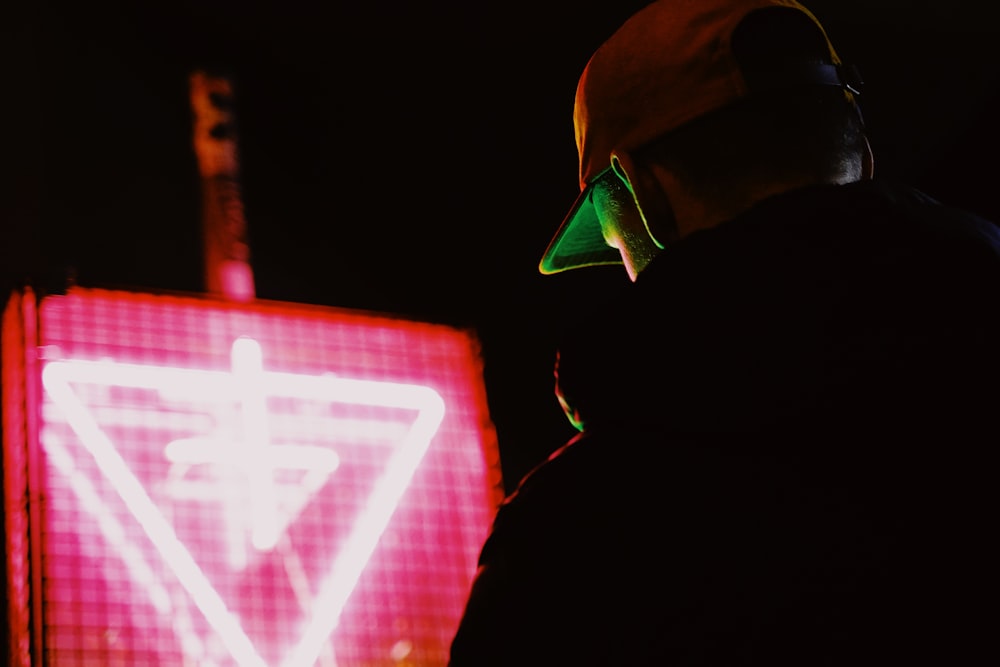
162;337;340;570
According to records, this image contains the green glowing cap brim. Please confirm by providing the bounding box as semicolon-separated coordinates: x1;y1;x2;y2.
538;181;622;275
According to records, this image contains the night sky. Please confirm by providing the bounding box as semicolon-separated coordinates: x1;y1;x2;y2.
3;0;999;489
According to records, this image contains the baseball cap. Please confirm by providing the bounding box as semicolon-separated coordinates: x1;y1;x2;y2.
539;0;860;275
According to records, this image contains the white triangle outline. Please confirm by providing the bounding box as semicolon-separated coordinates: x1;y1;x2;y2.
41;341;445;667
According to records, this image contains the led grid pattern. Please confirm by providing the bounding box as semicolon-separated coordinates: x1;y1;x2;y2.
6;287;502;667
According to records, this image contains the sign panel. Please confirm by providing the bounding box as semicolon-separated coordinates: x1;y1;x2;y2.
4;287;502;666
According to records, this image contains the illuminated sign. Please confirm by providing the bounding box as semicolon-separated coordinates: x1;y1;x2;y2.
3;288;502;666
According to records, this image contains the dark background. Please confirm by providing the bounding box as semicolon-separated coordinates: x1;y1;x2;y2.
3;0;999;490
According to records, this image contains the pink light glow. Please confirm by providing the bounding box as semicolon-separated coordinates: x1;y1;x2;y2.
10;287;503;667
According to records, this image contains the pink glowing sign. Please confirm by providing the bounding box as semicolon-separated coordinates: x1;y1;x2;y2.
3;287;502;667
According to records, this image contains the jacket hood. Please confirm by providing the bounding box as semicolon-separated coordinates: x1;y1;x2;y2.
553;180;1000;437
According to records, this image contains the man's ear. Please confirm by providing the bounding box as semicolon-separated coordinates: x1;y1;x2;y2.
611;150;677;248
861;135;874;180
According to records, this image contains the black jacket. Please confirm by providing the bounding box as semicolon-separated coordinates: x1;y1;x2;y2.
449;181;999;666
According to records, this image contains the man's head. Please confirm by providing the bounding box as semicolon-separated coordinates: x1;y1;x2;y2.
539;0;872;280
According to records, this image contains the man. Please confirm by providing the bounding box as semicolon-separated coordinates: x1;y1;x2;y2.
450;1;999;664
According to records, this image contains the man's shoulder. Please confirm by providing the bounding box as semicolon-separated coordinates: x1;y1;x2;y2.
492;431;654;528
497;429;730;521
499;433;603;510
638;179;1000;290
805;180;1000;254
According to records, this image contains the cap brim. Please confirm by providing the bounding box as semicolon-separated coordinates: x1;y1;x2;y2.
539;185;623;275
